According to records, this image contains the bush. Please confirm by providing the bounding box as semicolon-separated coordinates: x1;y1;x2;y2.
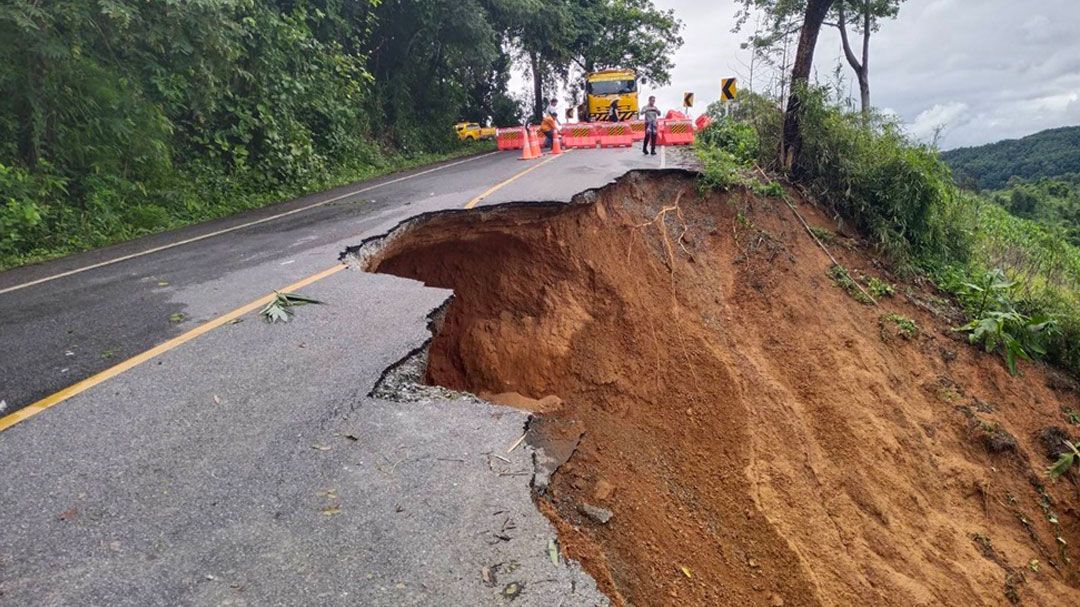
795;86;975;271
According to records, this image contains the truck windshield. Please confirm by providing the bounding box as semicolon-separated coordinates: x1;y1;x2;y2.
587;80;636;96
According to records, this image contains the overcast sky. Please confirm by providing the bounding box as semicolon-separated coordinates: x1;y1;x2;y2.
643;0;1080;149
510;0;1080;150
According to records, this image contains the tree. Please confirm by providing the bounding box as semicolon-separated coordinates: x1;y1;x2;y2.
831;0;904;115
739;1;904;116
515;0;683;121
736;0;835;170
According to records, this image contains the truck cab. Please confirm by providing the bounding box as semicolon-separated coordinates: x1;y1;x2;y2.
583;69;639;122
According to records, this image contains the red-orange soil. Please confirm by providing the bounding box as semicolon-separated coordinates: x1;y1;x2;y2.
365;171;1080;606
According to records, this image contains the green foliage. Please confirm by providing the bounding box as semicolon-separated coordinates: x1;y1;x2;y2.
795;86;975;271
808;226;835;242
1047;441;1080;480
828;264;874;305
260;291;323;323
883;314;918;339
988;178;1080;247
959;310;1056;376
942;126;1080;190
866;276;894;298
695;117;765;191
1062;408;1080;426
954;269;1058;375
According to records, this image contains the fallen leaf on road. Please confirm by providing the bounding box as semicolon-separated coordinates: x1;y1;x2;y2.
169;312;185;323
547;538;559;566
212;395;222;405
680;565;693;579
482;566;496;587
321;506;342;516
312;443;332;451
157;281;169;287
501;582;522;599
344;434;359;442
58;507;78;522
260;291;323;324
227;318;243;325
318;489;337;498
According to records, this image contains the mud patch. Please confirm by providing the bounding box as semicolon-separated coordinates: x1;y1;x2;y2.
353;171;1080;606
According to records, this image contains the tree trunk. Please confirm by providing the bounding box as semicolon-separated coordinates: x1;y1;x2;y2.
782;0;835;172
837;0;872;116
530;51;543;124
859;0;871;115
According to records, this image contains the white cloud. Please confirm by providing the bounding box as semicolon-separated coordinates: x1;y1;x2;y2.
651;0;1080;148
909;102;969;143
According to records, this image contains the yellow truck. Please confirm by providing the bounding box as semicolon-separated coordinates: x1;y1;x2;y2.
582;69;639;122
454;122;497;142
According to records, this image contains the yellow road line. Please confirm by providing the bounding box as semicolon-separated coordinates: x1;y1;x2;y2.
464;150;570;209
0;264;346;433
0;152;498;296
0;149;565;433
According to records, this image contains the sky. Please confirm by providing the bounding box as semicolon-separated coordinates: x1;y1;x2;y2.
514;0;1080;150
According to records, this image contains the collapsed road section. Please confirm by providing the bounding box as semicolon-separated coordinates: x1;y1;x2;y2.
349;171;1080;606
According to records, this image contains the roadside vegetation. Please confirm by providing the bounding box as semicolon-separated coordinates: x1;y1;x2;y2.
0;0;682;271
696;88;1080;382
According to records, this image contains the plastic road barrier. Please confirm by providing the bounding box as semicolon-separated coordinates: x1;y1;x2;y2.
561;124;599;149
497;127;525;151
659;120;695;146
598;122;633;148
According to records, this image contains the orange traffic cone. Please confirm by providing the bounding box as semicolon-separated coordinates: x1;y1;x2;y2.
519;128;537;160
530;129;542;157
551;131;563;155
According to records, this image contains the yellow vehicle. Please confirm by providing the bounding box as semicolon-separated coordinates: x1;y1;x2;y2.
454;122;497;141
583;69;638;122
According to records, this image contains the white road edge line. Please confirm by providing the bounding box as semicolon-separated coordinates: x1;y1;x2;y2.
0;152;500;296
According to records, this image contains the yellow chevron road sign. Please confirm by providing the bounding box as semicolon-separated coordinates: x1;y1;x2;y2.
721;78;737;101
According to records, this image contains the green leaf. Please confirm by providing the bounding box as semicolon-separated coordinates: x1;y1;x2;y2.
1048;451;1076;480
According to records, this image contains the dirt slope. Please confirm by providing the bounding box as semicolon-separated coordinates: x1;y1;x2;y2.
363;171;1080;606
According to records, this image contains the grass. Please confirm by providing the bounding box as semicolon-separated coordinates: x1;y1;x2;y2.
883;313;918;339
808;226;835;242
0;142;493;271
827;264;874;305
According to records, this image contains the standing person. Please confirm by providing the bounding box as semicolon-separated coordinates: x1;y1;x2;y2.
539;110;558;149
606;99;620;123
546;98;559;120
640;95;661;156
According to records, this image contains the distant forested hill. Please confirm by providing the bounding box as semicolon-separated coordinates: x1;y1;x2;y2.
942;126;1080;190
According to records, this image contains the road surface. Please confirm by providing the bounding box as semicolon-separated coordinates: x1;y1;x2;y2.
0;146;691;606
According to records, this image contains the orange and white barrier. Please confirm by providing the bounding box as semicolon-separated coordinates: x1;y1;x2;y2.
497;127;526;151
561;124;598;149
659;120;695;146
598;122;633;148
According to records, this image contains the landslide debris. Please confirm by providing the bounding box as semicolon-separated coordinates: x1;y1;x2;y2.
357;171;1080;606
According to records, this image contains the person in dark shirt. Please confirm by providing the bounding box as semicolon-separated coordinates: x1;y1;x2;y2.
607;99;620;122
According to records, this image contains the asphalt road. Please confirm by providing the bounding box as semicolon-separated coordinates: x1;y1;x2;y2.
0;145;691;606
0;147;682;415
